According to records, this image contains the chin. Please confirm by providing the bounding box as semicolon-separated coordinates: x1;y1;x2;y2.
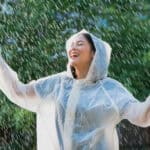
69;60;79;67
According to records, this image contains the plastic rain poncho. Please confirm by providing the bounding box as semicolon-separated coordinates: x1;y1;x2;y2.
0;29;150;150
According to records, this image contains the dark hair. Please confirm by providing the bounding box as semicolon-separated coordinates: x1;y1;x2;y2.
71;66;77;79
81;33;96;53
71;33;96;79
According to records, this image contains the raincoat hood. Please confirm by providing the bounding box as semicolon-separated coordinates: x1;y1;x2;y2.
66;29;112;82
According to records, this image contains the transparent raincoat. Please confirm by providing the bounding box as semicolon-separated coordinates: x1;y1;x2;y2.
0;30;150;150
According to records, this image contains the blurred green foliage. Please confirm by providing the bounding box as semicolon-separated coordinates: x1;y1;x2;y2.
0;0;150;149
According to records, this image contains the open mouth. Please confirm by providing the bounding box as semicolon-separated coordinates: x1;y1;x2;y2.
70;54;79;59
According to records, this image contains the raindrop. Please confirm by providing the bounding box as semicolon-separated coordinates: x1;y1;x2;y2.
0;45;2;54
0;2;14;15
6;37;16;45
17;47;23;52
51;53;59;60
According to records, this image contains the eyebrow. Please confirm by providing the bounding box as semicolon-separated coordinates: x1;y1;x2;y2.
76;40;85;43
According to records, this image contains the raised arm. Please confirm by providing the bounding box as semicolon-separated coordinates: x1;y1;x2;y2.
0;55;60;112
103;78;150;127
122;95;150;127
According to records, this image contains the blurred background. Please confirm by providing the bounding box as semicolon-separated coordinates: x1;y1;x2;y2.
0;0;150;149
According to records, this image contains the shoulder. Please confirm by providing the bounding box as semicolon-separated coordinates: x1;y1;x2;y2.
34;72;70;98
102;77;136;102
101;77;134;97
35;71;74;89
101;77;123;90
36;71;67;82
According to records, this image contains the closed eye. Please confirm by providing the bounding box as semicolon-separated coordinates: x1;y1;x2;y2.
77;41;84;46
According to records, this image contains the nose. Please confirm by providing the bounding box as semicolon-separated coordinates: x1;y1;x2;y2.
66;41;77;52
70;43;76;51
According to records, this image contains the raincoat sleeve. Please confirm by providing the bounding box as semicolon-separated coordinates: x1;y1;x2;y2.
113;80;150;127
0;56;60;112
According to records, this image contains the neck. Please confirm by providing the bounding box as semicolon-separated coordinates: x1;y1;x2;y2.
74;64;90;79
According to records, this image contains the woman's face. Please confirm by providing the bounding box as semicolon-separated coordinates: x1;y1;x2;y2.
66;34;95;68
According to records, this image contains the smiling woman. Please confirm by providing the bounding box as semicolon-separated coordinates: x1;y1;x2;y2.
0;29;150;150
66;32;95;79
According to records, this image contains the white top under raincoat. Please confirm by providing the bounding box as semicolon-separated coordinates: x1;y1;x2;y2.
0;29;150;150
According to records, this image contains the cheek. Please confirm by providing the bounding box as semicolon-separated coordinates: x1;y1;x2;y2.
82;49;94;60
66;50;71;58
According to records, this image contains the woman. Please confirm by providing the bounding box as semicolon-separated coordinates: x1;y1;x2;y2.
0;29;150;150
